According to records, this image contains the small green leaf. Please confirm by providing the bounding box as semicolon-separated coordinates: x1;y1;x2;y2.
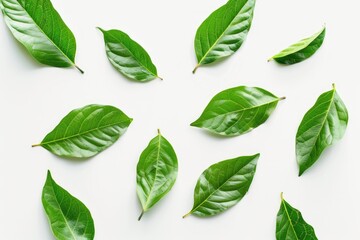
32;104;132;159
191;86;285;136
42;170;95;240
183;154;259;218
0;0;83;72
276;193;318;240
193;0;256;73
137;129;178;220
296;84;348;176
98;28;161;82
269;26;326;65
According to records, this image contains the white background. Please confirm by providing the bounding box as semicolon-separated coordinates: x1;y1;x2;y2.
0;0;359;239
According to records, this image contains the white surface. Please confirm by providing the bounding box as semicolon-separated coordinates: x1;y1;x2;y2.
0;0;359;239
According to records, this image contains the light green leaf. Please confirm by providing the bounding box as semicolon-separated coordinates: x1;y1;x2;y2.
42;170;95;240
137;130;178;220
32;104;132;159
193;0;256;73
269;26;326;65
183;154;259;218
191;86;285;136
98;28;161;82
296;84;348;176
276;193;317;240
0;0;82;72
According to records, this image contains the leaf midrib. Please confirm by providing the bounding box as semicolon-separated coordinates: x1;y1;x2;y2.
190;159;255;215
198;0;250;65
41;119;130;146
14;0;75;66
105;30;157;78
281;199;299;240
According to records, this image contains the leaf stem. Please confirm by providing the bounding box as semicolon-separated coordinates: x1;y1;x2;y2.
138;211;144;221
182;211;192;219
157;76;164;81
74;65;84;74
279;96;286;101
157;129;161;135
332;83;336;90
31;143;41;147
280;192;284;200
192;65;200;74
267;57;273;62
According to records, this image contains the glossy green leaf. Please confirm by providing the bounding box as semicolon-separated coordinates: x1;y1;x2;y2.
269;26;326;65
137;130;178;220
193;0;256;73
276;193;317;240
42;170;95;240
32;104;132;159
296;84;348;176
0;0;83;72
98;28;161;82
191;86;284;136
183;154;259;218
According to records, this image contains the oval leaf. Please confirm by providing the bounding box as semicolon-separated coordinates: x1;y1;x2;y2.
183;154;259;218
137;130;178;220
193;0;256;73
269;26;326;65
42;170;95;240
191;86;285;136
32;104;133;159
296;84;348;176
98;28;161;82
276;193;317;240
0;0;82;72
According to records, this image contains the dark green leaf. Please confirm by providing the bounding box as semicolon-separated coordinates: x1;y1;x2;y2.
42;170;95;240
183;154;259;218
0;0;83;72
98;28;161;82
276;193;317;240
193;0;256;73
296;84;348;176
137;130;178;220
191;86;285;136
269;26;325;65
32;104;132;159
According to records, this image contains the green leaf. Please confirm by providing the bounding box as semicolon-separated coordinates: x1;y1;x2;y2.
137;129;178;220
0;0;83;72
193;0;256;73
269;26;326;65
98;28;161;82
32;104;132;159
276;193;317;240
42;170;95;240
296;84;348;176
183;154;259;218
191;86;285;136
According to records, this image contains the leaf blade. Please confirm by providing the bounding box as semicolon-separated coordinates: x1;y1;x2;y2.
0;0;81;71
276;193;317;240
296;84;348;176
99;28;160;82
42;170;95;240
193;0;256;72
35;104;132;159
270;26;326;65
136;130;178;220
191;86;283;136
184;154;259;217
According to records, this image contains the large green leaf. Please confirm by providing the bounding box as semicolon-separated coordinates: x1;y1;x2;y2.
32;104;132;159
191;86;284;136
296;84;348;176
183;154;259;218
193;0;256;73
136;130;178;220
276;193;317;240
0;0;83;72
98;28;161;82
42;171;95;240
269;26;326;65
